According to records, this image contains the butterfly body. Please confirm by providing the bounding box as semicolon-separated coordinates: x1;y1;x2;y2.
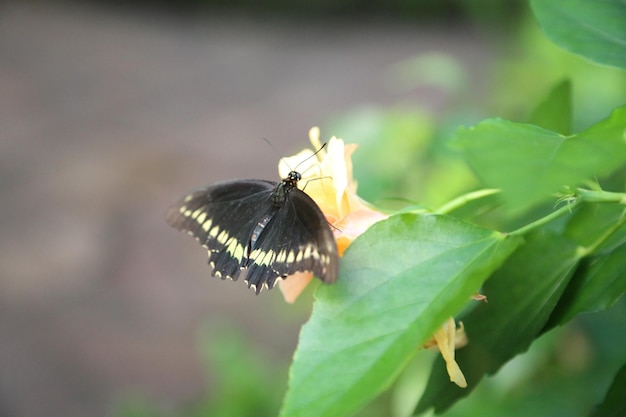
166;171;338;294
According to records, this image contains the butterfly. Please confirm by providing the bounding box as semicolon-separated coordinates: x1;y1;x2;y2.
166;163;339;294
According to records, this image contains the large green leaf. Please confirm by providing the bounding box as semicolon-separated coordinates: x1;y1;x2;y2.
454;106;626;213
531;0;626;69
279;213;520;417
415;230;581;414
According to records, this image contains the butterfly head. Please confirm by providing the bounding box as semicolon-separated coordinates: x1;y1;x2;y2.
284;170;302;188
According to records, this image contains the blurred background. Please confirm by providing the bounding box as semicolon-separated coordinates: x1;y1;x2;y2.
1;1;624;417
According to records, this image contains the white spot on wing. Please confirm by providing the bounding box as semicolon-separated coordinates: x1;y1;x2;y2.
262;250;275;266
191;208;203;219
217;230;229;244
250;248;262;261
226;239;245;262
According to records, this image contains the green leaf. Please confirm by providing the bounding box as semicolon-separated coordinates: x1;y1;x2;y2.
454;106;626;213
279;213;520;417
544;203;626;328
563;203;626;252
549;243;626;329
530;0;626;69
591;364;626;417
415;230;581;414
527;79;572;135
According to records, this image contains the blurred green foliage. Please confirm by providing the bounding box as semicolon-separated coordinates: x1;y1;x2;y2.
330;18;626;212
116;324;286;417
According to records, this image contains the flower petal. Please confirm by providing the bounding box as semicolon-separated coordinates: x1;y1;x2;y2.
278;272;314;303
431;318;468;388
276;128;387;301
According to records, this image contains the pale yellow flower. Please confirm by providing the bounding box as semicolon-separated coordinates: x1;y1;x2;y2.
277;127;387;302
423;317;468;388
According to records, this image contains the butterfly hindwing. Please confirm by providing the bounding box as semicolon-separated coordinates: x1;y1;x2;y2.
245;188;339;291
166;179;277;282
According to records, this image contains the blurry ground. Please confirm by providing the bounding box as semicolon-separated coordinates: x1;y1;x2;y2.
0;2;490;416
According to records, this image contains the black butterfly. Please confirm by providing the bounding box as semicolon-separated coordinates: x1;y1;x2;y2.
166;168;339;294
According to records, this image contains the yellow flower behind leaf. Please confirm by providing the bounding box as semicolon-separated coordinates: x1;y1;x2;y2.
424;317;468;388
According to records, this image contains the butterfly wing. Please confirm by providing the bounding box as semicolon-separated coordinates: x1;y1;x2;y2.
244;188;339;291
167;180;339;294
166;179;277;282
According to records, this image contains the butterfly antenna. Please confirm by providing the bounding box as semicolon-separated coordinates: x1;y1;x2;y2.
297;142;329;191
263;137;293;171
294;143;327;172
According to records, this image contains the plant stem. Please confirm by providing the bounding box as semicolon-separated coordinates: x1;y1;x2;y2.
509;188;626;236
509;198;581;236
576;188;626;204
436;189;500;215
